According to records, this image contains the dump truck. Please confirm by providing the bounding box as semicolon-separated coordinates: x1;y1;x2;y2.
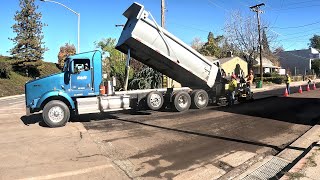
25;2;226;128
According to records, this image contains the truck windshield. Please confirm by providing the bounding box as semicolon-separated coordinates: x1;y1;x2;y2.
62;58;70;72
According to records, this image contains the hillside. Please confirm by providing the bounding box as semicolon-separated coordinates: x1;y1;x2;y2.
0;57;60;97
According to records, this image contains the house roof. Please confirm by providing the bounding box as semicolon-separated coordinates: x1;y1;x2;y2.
277;48;319;61
254;57;280;68
205;56;246;65
204;56;217;61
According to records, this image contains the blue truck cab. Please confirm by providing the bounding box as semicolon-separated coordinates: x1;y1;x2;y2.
25;51;103;127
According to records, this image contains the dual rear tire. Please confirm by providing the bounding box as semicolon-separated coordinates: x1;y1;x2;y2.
191;90;209;109
172;90;209;112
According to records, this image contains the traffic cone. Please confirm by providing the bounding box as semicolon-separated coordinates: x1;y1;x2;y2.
307;84;310;91
298;85;302;94
313;83;316;90
284;88;289;97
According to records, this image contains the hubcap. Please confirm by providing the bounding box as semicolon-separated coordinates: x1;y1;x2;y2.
197;93;207;106
150;93;162;108
48;106;64;123
178;95;188;108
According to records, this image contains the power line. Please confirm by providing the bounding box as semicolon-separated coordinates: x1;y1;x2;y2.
281;27;320;36
278;33;316;41
271;20;320;29
207;0;229;12
286;0;315;6
270;4;320;11
167;22;213;33
270;0;284;27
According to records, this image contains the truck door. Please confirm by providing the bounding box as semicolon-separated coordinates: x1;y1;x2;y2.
70;59;93;96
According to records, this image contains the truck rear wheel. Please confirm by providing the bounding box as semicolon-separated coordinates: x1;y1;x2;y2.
172;91;191;112
42;100;70;128
146;91;164;110
191;90;209;109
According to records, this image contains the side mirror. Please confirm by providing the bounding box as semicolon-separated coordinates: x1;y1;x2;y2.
69;60;75;74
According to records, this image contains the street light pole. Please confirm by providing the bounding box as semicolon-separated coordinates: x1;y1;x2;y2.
40;0;80;53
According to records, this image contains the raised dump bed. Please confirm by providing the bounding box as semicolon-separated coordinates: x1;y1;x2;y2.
116;2;219;89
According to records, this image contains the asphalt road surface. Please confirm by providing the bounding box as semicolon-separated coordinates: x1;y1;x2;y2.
2;84;320;179
80;88;320;179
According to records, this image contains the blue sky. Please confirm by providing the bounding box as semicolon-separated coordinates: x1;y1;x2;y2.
1;0;320;62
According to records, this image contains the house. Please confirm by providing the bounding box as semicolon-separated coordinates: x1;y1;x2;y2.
206;55;248;78
253;57;281;75
277;48;320;75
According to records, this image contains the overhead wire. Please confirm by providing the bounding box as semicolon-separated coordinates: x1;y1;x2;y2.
271;20;320;29
207;0;229;12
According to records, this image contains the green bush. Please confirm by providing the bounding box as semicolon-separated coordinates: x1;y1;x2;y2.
0;62;12;79
255;76;285;84
292;76;303;82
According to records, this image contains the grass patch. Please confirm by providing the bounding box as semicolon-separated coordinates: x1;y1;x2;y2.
0;57;60;97
38;62;60;77
0;72;31;97
285;171;305;179
306;150;318;167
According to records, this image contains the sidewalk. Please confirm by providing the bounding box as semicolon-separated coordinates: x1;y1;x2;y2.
281;141;320;180
251;79;320;93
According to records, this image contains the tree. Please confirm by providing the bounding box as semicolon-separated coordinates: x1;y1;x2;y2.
224;11;278;70
191;37;204;52
199;32;223;57
224;11;259;70
96;38;137;90
96;38;162;90
10;0;47;76
57;43;76;68
129;66;162;90
273;46;284;55
311;59;320;75
261;29;271;54
261;29;281;67
309;35;320;49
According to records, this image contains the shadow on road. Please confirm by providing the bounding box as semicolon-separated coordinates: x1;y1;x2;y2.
214;96;320;126
20;113;48;127
20;110;152;126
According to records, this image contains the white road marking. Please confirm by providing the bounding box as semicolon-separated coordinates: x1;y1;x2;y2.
19;164;114;180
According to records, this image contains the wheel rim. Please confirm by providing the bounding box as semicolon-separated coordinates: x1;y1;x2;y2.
48;106;64;123
197;93;207;106
150;93;162;108
178;95;188;108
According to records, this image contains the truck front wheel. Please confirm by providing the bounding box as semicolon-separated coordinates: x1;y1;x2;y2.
42;100;70;128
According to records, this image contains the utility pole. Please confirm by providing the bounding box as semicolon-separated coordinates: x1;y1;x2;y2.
161;0;170;88
250;3;265;86
161;0;165;28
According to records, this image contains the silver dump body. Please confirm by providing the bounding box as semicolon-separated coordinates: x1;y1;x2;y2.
116;3;220;89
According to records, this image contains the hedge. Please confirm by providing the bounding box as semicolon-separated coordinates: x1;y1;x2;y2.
0;62;12;79
254;76;285;84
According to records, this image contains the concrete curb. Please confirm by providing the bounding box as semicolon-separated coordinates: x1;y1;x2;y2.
236;125;320;179
0;94;25;100
251;79;320;93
